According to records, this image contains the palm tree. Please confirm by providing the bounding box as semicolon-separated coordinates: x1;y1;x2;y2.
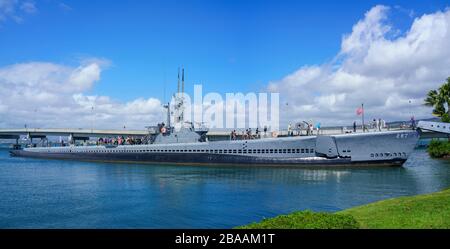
424;77;450;118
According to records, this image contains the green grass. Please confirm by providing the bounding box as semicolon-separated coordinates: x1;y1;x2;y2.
427;140;450;158
237;189;450;229
237;210;359;229
339;188;450;229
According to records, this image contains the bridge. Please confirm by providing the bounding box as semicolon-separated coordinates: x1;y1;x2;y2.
0;128;149;143
0;126;402;140
0;121;447;145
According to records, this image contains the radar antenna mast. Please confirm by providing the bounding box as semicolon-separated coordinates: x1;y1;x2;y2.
172;67;186;127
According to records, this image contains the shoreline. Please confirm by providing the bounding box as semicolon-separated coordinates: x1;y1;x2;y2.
237;188;450;229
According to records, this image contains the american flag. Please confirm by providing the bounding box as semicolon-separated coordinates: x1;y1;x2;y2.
356;106;364;115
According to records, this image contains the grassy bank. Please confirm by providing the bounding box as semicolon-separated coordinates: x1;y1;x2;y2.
428;140;450;158
236;211;359;229
238;188;450;229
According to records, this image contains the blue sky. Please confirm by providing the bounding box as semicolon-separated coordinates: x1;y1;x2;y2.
1;0;448;102
1;0;450;129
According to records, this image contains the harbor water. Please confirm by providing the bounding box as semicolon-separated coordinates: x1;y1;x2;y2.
0;147;449;228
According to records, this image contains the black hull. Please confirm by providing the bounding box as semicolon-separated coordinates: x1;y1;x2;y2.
9;150;407;167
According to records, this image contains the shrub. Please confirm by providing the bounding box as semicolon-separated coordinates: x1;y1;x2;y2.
428;139;450;158
441;113;450;123
236;210;359;229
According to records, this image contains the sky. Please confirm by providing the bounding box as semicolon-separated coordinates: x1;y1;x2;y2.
1;0;450;129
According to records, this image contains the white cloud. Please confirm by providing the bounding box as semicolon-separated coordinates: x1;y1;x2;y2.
58;2;72;12
0;0;36;23
2;4;450;130
269;5;450;126
20;1;36;14
0;0;18;22
0;60;164;129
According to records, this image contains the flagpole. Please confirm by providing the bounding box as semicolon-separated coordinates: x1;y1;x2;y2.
361;103;365;132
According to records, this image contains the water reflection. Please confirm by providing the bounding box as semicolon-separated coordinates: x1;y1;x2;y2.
0;148;449;228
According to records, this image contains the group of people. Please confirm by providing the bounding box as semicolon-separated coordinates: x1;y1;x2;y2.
229;122;322;139
230;128;258;140
400;117;417;130
371;118;387;132
352;118;388;132
230;126;269;140
97;136;143;146
288;122;319;136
